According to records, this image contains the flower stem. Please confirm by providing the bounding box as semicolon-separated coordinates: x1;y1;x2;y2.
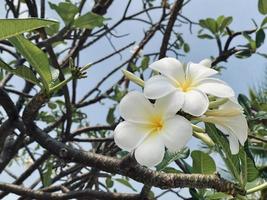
49;76;73;94
208;98;228;109
191;124;215;147
247;182;267;194
122;69;144;87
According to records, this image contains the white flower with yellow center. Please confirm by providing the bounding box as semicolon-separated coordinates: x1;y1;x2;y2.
114;91;192;167
144;57;235;116
201;99;248;154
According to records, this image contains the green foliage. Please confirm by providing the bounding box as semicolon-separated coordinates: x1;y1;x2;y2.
9;35;54;92
106;106;116;125
73;12;106;29
205;124;259;187
198;16;233;37
115;178;137;192
105;177;114;188
156;148;190;171
191;150;216;174
173;33;191;53
43;159;53;187
0;18;57;41
256;28;265;48
0;59;40;85
49;1;79;24
258;0;267;14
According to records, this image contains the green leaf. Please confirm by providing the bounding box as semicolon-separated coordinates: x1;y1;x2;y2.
219;16;233;32
261;16;267;27
140;56;150;71
73;12;105;29
256;28;265;48
43;160;53;187
235;49;252;59
105;177;114;188
156;149;190;171
45;23;60;36
191;150;216;174
106;106;115;124
198;33;214;39
205;123;241;183
183;43;190;53
258;0;267;14
9;35;52;92
199;18;218;34
0;18;57;41
49;2;79;24
241;144;259;182
238;94;252;115
0;59;40;85
115;178;137;192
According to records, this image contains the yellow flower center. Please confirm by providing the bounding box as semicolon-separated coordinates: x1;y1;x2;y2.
150;116;164;134
179;79;193;92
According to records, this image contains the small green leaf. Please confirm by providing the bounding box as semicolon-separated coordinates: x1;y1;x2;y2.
106;106;115;124
235;49;252;59
256;28;265;48
48;102;57;110
105;177;114;188
140;56;150;70
0;59;40;85
238;94;252;115
73;12;105;29
258;0;267;14
156;149;190;171
183;43;190;53
115;178;137;192
199;18;218;34
0;18;58;41
49;2;79;24
43;160;53;187
198;33;214;39
191;150;216;174
261;16;267;27
9;35;52;91
219;16;233;32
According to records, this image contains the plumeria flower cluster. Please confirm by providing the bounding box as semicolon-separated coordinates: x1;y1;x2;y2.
114;57;248;167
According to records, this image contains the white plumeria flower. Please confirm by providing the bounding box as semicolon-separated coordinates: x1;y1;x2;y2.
144;57;235;116
201;99;248;154
114;91;192;167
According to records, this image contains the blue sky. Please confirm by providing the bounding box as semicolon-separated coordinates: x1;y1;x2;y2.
0;0;266;199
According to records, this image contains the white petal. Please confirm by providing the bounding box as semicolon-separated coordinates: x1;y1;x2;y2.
119;91;154;123
197;78;235;98
144;75;176;99
134;135;165;167
182;89;209;116
186;62;218;81
149;57;185;82
154;91;184;118
215;115;248;145
215;124;240;154
114;121;150;151
223;115;248;145
220;99;243;111
199;59;212;68
160;116;192;152
228;134;240;154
